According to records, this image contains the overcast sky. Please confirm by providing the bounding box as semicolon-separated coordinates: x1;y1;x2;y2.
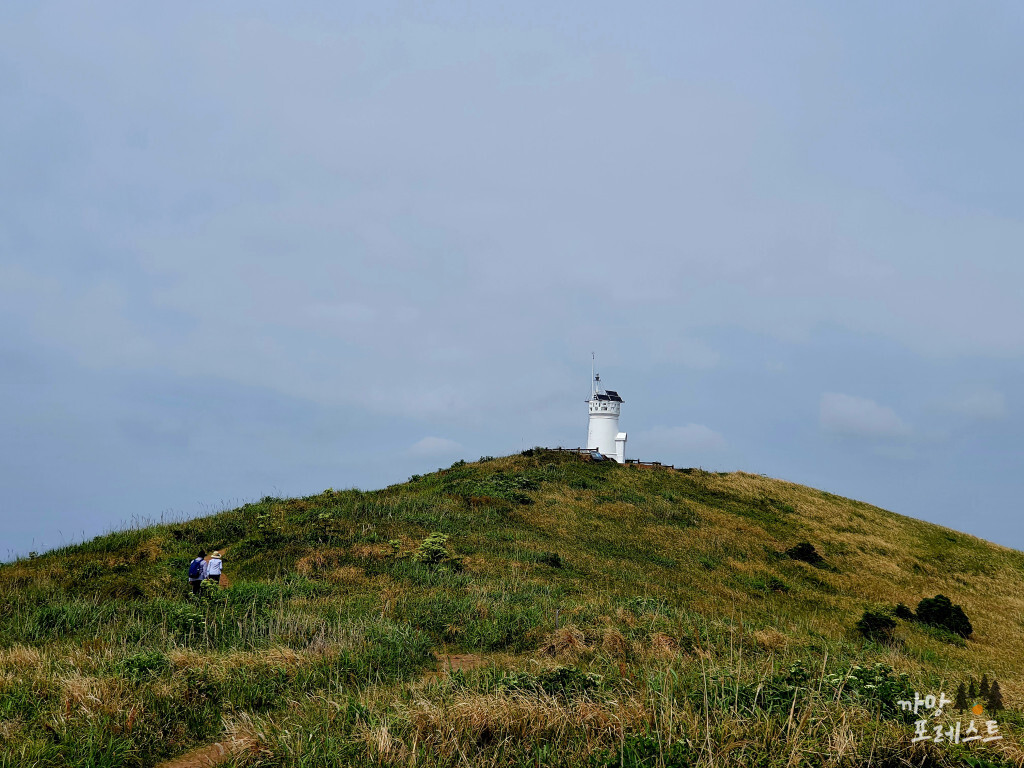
3;2;1023;559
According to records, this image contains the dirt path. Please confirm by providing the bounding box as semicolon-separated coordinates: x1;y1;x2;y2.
441;653;487;672
156;737;253;768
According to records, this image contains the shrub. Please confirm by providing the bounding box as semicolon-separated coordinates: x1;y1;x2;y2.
916;594;972;638
412;533;463;569
121;650;170;679
823;663;911;715
855;609;897;642
785;542;824;565
893;603;915;620
732;661;813;713
163;602;206;637
537;551;562;568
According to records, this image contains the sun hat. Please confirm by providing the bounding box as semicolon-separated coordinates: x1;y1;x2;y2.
212;551;222;558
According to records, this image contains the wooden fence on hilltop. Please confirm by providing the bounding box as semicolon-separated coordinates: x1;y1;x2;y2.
540;447;699;473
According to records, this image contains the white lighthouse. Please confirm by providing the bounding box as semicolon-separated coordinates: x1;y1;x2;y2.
586;359;627;463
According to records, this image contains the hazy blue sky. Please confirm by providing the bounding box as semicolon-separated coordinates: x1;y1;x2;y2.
3;2;1023;558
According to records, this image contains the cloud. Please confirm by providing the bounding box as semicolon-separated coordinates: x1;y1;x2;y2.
819;393;910;439
409;436;463;457
636;424;728;456
947;390;1007;421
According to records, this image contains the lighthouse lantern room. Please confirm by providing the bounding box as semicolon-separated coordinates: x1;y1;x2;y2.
586;359;627;463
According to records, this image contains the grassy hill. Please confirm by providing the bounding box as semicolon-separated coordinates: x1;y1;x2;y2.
1;449;1022;767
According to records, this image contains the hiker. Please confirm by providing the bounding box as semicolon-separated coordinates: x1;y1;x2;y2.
206;550;223;586
188;550;208;595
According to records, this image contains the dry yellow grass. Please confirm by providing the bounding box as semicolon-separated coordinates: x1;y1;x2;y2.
4;451;1023;766
538;626;588;660
0;644;44;670
406;690;650;759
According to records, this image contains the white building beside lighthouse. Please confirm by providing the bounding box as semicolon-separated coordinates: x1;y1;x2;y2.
586;365;627;463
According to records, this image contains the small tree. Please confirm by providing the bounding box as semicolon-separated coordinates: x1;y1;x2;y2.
968;678;978;699
954;682;968;711
979;674;990;699
987;680;1004;711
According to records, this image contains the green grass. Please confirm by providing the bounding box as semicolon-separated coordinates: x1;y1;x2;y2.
1;449;1022;767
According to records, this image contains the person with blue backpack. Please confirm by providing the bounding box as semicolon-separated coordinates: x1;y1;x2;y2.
188;550;208;595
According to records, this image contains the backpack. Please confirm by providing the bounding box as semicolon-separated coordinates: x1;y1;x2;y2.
188;558;203;580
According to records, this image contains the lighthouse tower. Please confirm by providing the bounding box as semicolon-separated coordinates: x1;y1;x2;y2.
586;360;627;463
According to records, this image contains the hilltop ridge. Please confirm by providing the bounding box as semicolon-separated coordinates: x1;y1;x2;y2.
2;449;1022;767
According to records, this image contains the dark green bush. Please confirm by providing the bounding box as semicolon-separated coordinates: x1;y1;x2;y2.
538;551;563;568
855;609;897;642
916;594;972;638
785;542;824;565
893;603;915;620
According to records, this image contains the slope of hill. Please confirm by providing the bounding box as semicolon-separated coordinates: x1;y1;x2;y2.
1;449;1022;767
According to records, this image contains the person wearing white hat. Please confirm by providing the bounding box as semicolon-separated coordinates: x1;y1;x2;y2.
206;551;223;586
